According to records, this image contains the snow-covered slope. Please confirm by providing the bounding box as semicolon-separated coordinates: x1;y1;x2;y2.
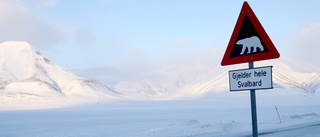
114;58;320;100
175;58;320;98
1;41;320;108
265;58;320;94
0;41;120;107
113;64;212;100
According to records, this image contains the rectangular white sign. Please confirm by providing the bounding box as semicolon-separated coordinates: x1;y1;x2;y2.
229;66;273;91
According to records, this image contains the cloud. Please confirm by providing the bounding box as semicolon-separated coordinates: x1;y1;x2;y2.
101;0;133;3
294;23;320;65
0;0;62;49
71;28;95;45
26;0;57;7
173;37;188;45
55;23;95;46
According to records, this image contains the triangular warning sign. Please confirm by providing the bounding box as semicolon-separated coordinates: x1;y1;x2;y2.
221;1;280;66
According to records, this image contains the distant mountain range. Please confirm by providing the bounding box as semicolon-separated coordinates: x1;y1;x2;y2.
0;41;120;106
1;41;320;107
113;56;320;100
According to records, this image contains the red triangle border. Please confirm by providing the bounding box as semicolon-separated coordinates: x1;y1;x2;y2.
221;1;280;66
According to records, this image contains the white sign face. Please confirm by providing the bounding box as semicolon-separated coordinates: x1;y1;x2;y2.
229;66;272;91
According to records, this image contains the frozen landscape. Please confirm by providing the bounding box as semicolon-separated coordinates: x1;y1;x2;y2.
1;93;320;137
1;41;320;136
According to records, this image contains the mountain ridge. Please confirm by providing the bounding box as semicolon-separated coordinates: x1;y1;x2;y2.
0;41;120;108
1;41;320;109
113;57;320;100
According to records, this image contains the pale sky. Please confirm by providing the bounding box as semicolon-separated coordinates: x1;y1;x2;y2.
0;0;320;83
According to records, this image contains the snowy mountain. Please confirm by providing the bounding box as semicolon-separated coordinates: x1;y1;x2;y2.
176;58;320;97
0;41;120;107
265;58;320;94
113;57;320;100
113;64;213;100
1;41;320;109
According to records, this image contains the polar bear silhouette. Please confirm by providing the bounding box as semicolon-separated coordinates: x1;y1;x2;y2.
236;36;264;55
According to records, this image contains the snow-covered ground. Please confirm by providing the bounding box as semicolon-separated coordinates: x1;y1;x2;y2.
1;90;320;137
1;41;320;136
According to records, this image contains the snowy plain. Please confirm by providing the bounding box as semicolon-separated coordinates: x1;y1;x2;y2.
1;90;320;137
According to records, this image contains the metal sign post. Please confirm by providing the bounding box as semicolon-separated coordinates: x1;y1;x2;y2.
220;2;280;137
249;62;258;137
